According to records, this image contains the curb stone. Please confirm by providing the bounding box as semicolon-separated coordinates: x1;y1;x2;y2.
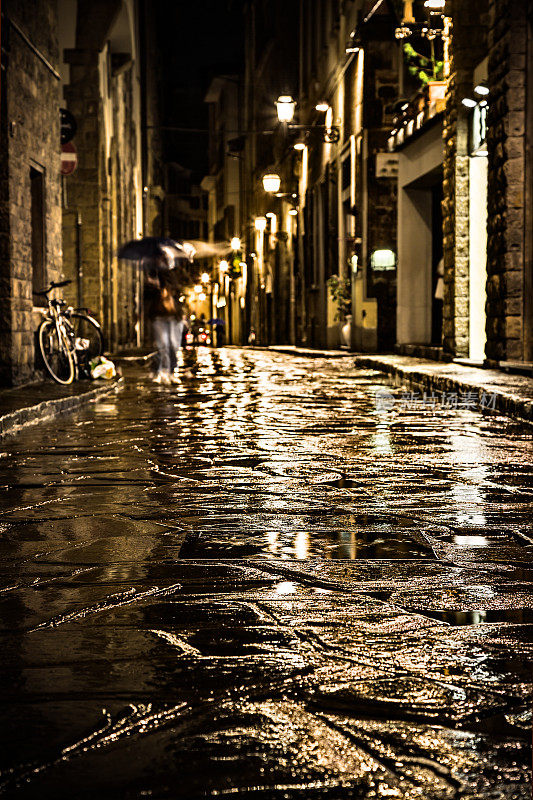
267;345;353;358
354;356;533;424
0;378;124;438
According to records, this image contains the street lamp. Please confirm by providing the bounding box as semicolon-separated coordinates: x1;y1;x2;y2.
276;95;296;123
293;141;306;151
230;236;241;251
315;102;330;112
219;259;229;271
262;173;281;193
201;272;210;283
254;216;268;232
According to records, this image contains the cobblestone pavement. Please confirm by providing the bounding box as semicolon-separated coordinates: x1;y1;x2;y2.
0;349;531;798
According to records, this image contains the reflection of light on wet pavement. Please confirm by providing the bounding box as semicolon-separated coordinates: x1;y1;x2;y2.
0;349;531;796
454;535;489;547
274;581;297;595
294;530;309;559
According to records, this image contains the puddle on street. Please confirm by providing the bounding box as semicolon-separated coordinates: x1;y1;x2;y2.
180;527;434;560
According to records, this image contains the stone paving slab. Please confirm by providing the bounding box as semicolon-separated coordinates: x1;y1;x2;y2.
0;559;530;798
354;354;533;423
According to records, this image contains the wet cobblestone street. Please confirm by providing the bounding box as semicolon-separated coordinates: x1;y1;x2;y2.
0;349;531;798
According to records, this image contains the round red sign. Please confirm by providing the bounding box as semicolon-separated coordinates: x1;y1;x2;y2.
61;142;78;176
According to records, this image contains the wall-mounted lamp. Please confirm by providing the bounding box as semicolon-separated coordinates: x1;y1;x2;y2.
288;208;298;216
275;95;296;123
474;84;489;96
293;142;306;151
262;173;281;193
315;102;330;112
462;98;477;108
370;249;396;271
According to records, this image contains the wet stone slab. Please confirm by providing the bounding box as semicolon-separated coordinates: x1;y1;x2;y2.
0;351;531;797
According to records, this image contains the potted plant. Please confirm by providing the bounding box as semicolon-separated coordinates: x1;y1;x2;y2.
327;274;352;346
403;42;445;102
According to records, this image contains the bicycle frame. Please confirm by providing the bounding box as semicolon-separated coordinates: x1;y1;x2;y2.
42;299;79;374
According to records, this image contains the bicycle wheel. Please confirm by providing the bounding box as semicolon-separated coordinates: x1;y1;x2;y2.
69;313;104;360
38;320;76;385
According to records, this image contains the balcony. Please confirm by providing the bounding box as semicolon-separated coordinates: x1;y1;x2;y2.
388;81;446;151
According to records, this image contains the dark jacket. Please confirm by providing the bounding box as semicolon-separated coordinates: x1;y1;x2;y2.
144;271;183;319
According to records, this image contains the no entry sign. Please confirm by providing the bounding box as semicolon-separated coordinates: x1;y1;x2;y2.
61;142;78;176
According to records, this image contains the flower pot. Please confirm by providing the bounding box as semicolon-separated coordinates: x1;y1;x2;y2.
340;315;352;348
428;81;446;102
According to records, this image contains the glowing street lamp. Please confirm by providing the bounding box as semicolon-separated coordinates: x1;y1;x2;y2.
219;259;229;271
293;141;306;151
262;173;281;193
254;216;268;232
201;272;210;283
275;95;296;123
315;102;330;112
230;237;241;251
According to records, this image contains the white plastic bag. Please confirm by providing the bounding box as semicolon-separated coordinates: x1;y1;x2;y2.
89;356;116;380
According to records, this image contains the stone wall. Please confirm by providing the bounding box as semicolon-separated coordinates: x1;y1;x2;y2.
442;0;489;357
0;0;62;384
486;0;528;361
61;0;143;353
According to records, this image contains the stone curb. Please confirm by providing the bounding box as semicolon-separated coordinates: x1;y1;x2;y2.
355;356;533;424
0;378;124;438
110;350;157;363
267;346;353;358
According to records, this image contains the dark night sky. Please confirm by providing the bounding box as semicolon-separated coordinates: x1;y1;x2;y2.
154;0;245;178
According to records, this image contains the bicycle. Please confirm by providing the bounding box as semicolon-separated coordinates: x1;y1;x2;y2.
34;280;104;385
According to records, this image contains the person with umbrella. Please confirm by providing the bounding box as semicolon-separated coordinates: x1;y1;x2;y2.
208;317;225;347
118;238;193;384
144;258;186;383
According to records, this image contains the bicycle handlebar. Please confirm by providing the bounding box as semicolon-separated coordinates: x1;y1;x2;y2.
33;279;72;296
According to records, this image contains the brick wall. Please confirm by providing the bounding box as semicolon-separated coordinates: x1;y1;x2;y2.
486;0;528;361
0;0;62;384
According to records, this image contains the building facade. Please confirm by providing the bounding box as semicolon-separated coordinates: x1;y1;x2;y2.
202;75;246;345
58;0;146;354
0;0;63;384
225;0;533;365
0;0;156;385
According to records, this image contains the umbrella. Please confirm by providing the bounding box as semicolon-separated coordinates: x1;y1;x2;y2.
208;318;225;326
118;237;194;265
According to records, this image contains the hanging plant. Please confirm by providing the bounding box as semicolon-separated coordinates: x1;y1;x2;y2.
403;42;444;86
327;275;351;321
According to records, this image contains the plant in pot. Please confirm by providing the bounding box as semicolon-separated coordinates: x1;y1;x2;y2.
403;42;445;102
327;274;352;348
